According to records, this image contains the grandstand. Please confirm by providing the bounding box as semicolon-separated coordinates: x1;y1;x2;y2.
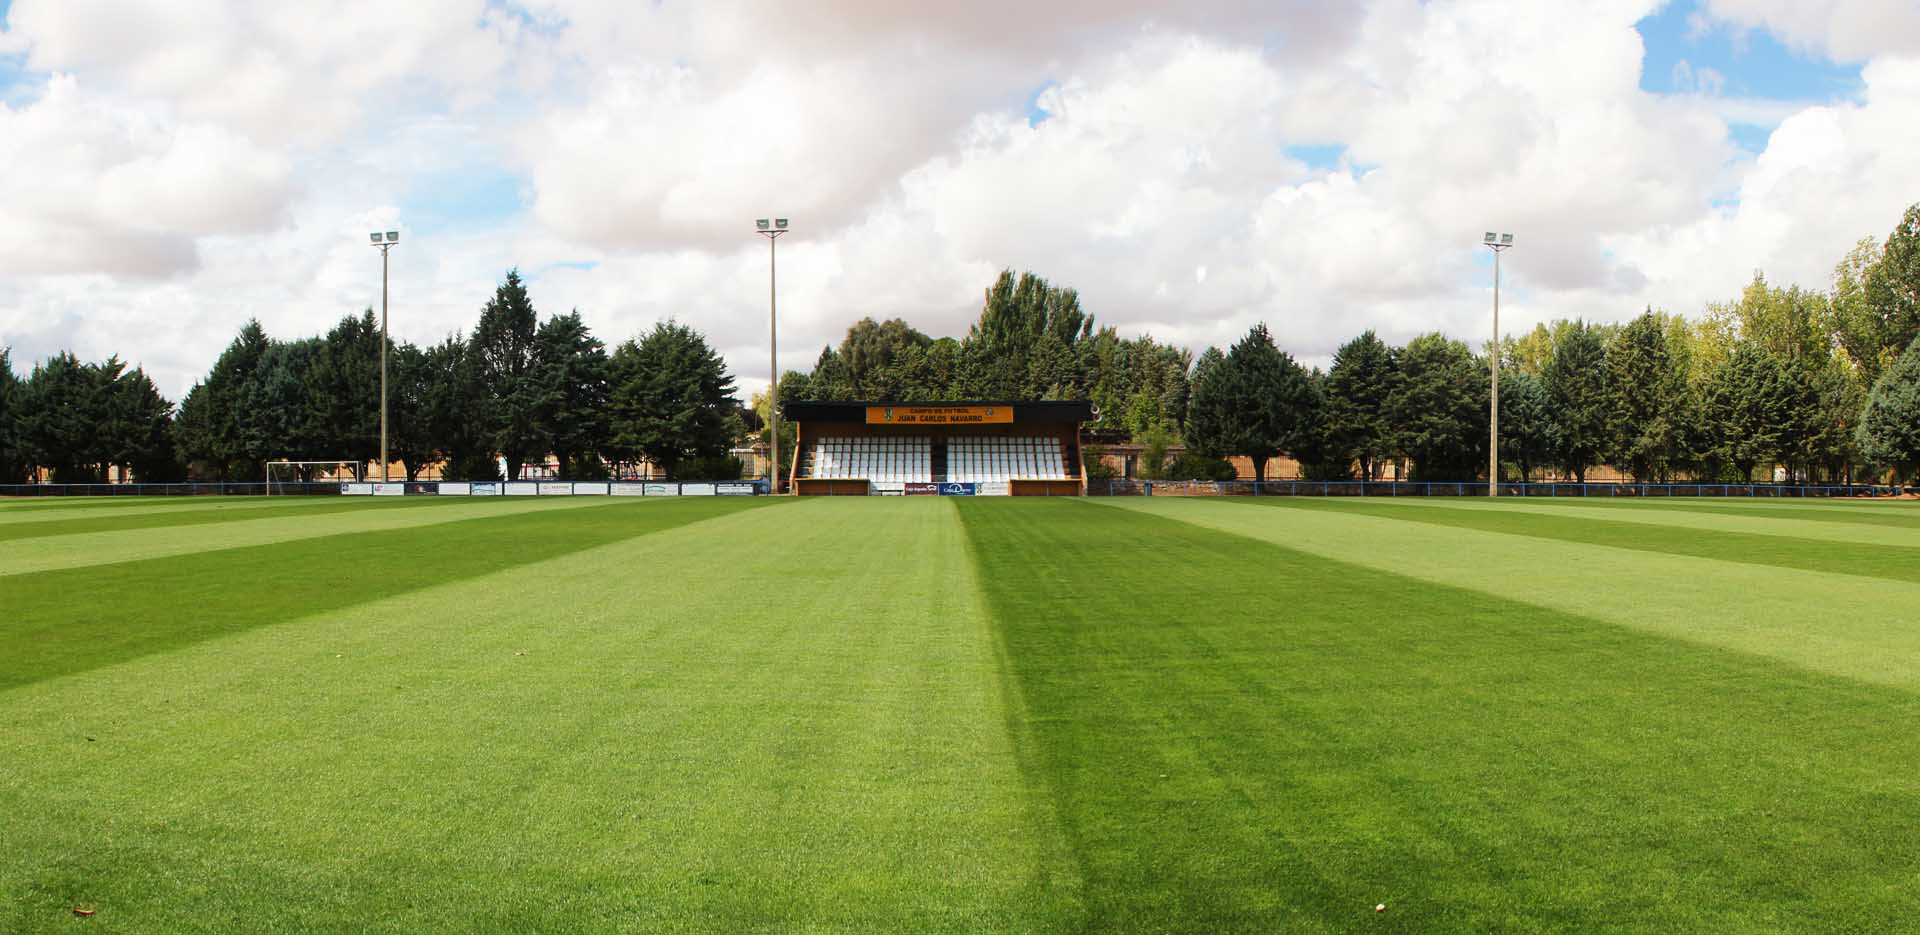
782;401;1092;495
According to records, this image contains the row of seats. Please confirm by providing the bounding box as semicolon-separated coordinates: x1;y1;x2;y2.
948;436;1068;483
812;436;932;483
808;435;1073;483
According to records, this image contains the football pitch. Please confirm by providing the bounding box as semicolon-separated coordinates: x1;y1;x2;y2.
4;494;1920;933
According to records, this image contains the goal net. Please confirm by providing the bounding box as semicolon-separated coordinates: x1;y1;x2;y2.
266;460;362;495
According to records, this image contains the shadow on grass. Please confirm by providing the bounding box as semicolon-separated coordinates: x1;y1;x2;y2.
1245;497;1920;585
958;498;1920;935
1492;496;1920;530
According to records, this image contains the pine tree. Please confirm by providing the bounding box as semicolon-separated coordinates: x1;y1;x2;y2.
14;353;96;481
420;333;495;481
1386;333;1486;481
100;364;177;482
184;320;271;480
0;347;22;482
608;323;739;478
1703;342;1794;480
303;311;382;467
1857;335;1920;484
533;311;611;479
471;271;543;479
1543;322;1610;483
1323;330;1398;480
1606;311;1688;482
1186;325;1314;481
387;342;440;481
1498;370;1554;482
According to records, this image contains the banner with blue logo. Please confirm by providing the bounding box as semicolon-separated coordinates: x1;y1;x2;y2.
938;482;977;496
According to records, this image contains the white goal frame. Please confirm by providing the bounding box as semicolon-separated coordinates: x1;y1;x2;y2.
266;460;362;495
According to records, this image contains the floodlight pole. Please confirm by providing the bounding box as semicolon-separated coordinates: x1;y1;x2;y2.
756;223;788;492
1483;236;1512;498
368;230;399;484
377;240;392;483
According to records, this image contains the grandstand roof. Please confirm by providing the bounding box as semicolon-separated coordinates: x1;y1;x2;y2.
781;400;1095;423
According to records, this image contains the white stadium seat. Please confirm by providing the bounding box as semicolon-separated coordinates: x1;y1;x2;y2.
944;436;1071;483
807;435;933;482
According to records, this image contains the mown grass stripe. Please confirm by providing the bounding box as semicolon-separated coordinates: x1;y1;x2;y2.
0;496;620;578
0;498;777;693
1360;496;1920;549
1254;496;1920;585
0;496;350;525
1104;497;1920;693
959;498;1920;934
1508;495;1920;530
1;498;1059;934
0;496;481;543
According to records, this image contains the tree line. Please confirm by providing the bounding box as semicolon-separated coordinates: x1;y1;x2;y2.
0;271;745;483
6;203;1919;486
775;203;1920;484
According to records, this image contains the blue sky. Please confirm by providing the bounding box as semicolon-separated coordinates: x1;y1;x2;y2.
1635;1;1862;152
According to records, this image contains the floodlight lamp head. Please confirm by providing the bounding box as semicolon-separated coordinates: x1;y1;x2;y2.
1499;233;1514;245
385;231;400;243
756;219;770;230
369;233;383;244
1483;232;1497;244
774;218;788;229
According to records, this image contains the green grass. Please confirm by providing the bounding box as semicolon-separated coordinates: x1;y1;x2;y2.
0;496;478;543
5;494;1920;933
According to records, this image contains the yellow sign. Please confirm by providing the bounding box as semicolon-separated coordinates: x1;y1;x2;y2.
866;405;1014;425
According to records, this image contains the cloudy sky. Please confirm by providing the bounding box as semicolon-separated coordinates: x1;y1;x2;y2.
2;0;1917;399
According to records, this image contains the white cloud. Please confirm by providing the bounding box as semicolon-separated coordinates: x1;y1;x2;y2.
1609;55;1920;315
1700;0;1920;62
1;0;1916;406
0;0;524;143
0;75;291;278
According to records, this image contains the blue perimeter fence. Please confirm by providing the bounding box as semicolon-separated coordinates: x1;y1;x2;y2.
0;479;1907;498
0;480;771;498
1089;480;1906;498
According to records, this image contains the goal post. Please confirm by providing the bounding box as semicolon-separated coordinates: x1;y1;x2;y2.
266;460;363;495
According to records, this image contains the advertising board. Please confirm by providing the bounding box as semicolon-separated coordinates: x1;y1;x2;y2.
471;482;501;496
976;481;1011;496
438;482;472;496
644;483;678;496
904;483;938;496
865;404;1013;425
609;483;648;496
680;483;717;496
871;481;905;496
372;483;405;496
716;482;757;496
572;483;609;495
505;482;539;496
538;482;573;496
342;483;373;496
938;482;977;496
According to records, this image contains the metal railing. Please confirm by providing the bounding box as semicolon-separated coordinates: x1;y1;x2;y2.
0;482;334;497
0;479;772;498
1085;479;1903;498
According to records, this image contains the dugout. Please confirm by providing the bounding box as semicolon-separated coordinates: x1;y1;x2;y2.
780;401;1094;496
